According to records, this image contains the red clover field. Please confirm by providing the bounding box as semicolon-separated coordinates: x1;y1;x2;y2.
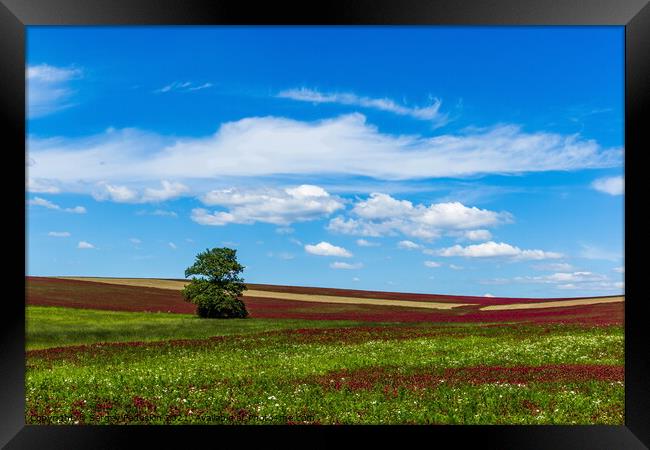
26;277;624;425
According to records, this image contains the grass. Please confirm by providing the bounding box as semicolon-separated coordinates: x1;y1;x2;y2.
26;306;363;350
26;305;624;425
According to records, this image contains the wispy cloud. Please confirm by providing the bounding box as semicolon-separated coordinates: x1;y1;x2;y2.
77;240;95;249
28;115;621;193
48;231;71;237
532;262;575;272
135;209;178;218
93;180;190;203
330;261;363;270
28;197;86;214
277;87;448;126
579;243;622;262
27;64;83;118
154;81;213;93
356;239;379;247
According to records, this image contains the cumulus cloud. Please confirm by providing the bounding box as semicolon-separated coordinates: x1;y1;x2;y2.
27;115;621;190
592;176;624;195
77;241;95;249
328;193;511;240
142;180;190;202
27;64;82;118
193;185;344;226
436;241;562;260
305;241;352;258
330;261;363;270
28;197;86;214
277;87;448;125
398;240;421;250
48;231;70;237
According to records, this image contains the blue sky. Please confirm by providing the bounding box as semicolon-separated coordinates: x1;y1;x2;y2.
26;26;625;297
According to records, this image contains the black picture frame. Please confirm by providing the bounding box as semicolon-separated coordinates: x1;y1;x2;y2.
2;0;648;448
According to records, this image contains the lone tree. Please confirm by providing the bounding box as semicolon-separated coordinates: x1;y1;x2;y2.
182;247;248;318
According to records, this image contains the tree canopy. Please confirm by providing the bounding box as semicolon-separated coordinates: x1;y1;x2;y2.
181;247;248;319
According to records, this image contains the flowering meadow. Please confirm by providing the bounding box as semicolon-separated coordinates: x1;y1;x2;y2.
25;277;624;425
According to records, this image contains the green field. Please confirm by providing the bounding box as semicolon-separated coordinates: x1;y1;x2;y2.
26;304;624;425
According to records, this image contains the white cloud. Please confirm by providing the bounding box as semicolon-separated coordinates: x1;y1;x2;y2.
93;183;139;203
330;261;363;270
579;243;622;262
449;264;463;270
155;81;213;93
151;209;178;217
275;227;295;235
356;239;379;247
484;293;495;297
532;262;575;272
592;176;624;195
141;180;190;202
77;241;95;249
398;240;421;250
557;281;624;291
277;87;448;125
48;231;70;237
328;193;511;240
423;261;441;268
437;241;562;260
613;266;625;273
168;242;177;249
305;241;352;258
28;197;86;214
27;178;61;194
66;206;87;214
93;180;189;203
193;185;344;226
130;238;142;244
27;115;621;190
462;229;492;241
29;197;59;210
497;271;623;292
27;64;82;118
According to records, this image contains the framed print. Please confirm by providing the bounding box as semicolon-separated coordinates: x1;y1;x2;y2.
2;0;648;448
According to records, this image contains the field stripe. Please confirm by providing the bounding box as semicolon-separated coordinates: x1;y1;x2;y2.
58;277;624;312
57;277;474;310
479;296;624;311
